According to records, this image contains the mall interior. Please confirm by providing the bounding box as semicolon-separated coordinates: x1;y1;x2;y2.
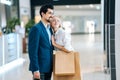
0;0;120;80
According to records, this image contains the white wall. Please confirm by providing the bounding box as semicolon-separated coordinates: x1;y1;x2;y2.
35;6;101;33
35;8;100;16
115;0;120;80
56;10;101;33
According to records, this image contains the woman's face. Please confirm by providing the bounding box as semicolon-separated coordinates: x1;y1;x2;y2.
50;16;61;30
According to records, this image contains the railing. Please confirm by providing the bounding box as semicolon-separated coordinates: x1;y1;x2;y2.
104;24;120;80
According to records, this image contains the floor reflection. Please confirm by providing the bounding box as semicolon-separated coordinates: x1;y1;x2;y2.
0;34;110;80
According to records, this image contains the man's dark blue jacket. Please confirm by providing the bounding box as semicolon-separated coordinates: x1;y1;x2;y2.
28;21;53;73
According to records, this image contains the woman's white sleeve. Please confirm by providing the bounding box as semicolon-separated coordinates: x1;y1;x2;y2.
63;32;74;51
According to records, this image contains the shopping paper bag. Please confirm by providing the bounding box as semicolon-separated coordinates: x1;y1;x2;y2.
54;51;75;75
53;51;81;80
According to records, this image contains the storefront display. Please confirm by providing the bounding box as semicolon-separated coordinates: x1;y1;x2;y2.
0;33;22;67
4;33;17;63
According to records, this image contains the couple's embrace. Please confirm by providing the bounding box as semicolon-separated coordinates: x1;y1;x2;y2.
28;4;74;80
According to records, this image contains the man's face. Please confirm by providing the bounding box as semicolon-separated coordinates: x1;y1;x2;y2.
42;8;54;23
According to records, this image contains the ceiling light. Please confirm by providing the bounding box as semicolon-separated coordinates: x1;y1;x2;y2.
53;0;59;1
0;0;12;5
66;5;70;8
89;4;94;8
96;5;100;10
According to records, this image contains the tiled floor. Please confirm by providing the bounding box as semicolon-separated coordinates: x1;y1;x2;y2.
0;34;111;80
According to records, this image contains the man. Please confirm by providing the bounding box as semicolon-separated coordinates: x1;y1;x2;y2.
28;4;54;80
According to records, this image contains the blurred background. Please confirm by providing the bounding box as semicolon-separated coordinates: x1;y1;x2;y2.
0;0;120;80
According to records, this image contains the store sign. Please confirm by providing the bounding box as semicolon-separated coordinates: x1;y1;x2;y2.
0;0;12;5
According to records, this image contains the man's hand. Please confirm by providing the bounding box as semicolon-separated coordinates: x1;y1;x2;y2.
33;71;40;79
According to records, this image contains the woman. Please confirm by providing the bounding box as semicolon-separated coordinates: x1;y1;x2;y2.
50;16;81;80
50;16;74;53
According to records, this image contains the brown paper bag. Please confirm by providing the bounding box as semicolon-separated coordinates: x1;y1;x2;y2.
53;52;81;80
54;51;75;75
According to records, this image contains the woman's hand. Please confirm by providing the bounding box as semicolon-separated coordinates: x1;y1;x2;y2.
51;35;71;53
51;35;55;45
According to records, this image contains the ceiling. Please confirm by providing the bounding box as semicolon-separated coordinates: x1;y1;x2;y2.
31;0;101;7
31;0;101;19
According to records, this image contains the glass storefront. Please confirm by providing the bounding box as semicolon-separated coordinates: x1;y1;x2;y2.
0;0;22;67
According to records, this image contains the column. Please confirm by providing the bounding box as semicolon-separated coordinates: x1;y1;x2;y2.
0;3;1;28
115;0;120;80
104;0;116;80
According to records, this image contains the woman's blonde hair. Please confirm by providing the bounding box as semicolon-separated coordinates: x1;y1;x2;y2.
50;15;62;28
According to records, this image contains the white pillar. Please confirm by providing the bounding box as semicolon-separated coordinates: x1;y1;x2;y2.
19;0;31;25
0;4;6;27
101;0;104;48
0;3;1;27
0;3;1;28
115;0;120;80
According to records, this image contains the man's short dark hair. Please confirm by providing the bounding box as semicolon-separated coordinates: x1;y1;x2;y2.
39;4;54;17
